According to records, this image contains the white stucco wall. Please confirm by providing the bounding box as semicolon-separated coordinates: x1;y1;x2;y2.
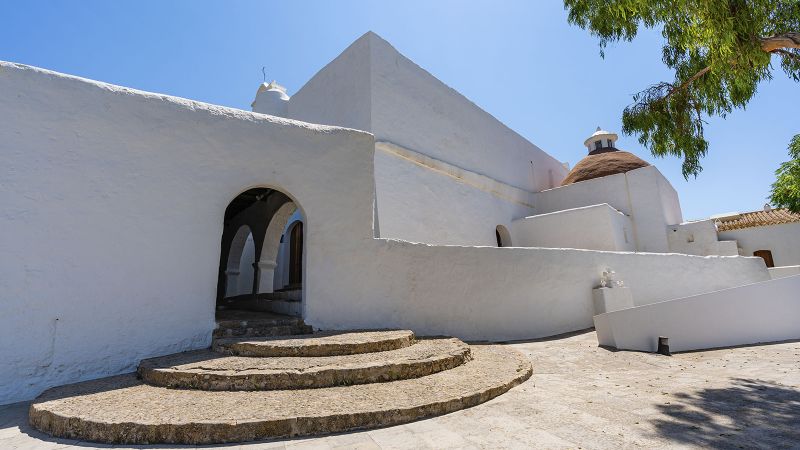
0;61;375;404
511;204;634;251
768;265;800;279
307;241;769;343
534;166;684;253
374;145;533;246
594;275;800;352
718;222;800;267
289;32;564;246
287;35;372;132
667;220;739;256
291;32;568;193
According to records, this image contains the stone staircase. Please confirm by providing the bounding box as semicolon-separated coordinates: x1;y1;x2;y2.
28;312;532;445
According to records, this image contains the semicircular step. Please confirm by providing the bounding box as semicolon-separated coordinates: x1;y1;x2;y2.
139;338;470;390
30;345;532;445
213;329;415;357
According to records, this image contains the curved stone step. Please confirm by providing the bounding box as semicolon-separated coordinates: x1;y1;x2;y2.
30;345;532;445
213;330;415;357
139;338;469;390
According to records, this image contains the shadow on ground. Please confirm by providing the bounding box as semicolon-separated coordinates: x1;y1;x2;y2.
650;377;800;448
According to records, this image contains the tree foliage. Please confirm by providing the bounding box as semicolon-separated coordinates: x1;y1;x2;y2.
564;0;800;179
770;134;800;212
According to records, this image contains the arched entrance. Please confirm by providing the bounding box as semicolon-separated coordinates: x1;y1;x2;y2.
216;187;305;318
496;225;512;247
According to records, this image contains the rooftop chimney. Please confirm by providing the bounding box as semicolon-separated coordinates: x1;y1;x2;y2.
251;81;290;117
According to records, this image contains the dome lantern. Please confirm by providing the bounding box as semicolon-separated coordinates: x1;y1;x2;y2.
583;126;619;155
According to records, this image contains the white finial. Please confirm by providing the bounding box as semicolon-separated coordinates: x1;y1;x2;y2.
764;203;772;212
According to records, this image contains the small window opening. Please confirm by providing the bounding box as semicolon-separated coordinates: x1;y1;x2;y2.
753;250;775;268
594;140;602;150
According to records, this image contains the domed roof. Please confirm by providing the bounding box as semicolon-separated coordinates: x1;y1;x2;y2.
561;151;650;186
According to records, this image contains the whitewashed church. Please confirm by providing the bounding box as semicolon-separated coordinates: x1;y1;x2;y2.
2;32;799;443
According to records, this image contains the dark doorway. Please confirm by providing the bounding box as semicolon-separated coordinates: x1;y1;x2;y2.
289;221;303;286
753;250;775;268
495;225;511;247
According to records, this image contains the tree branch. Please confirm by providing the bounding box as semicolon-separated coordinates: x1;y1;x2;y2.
771;48;800;61
760;32;800;52
666;66;712;98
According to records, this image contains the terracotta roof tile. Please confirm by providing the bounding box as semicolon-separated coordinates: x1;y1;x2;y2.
716;208;800;231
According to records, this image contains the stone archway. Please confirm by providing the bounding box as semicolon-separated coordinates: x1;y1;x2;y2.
215;187;306;318
256;202;298;293
224;225;253;297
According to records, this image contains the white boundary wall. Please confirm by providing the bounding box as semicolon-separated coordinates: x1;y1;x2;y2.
309;242;768;343
594;275;800;352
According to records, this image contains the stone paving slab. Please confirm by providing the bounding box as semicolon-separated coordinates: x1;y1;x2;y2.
29;345;531;444
138;338;470;390
6;331;800;449
214;330;415;357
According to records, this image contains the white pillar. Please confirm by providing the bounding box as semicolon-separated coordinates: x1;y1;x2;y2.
256;260;278;293
224;270;240;297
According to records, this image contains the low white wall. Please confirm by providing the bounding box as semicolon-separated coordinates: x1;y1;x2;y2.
719;222;800;267
307;241;769;342
594;275;800;352
769;265;800;279
511;204;634;251
668;220;739;256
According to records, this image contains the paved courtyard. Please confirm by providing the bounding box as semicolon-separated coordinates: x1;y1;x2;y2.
3;330;799;449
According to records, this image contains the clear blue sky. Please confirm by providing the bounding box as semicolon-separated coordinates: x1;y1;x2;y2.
3;0;798;219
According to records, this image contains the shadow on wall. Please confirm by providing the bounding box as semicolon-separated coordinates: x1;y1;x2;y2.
649;377;800;447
